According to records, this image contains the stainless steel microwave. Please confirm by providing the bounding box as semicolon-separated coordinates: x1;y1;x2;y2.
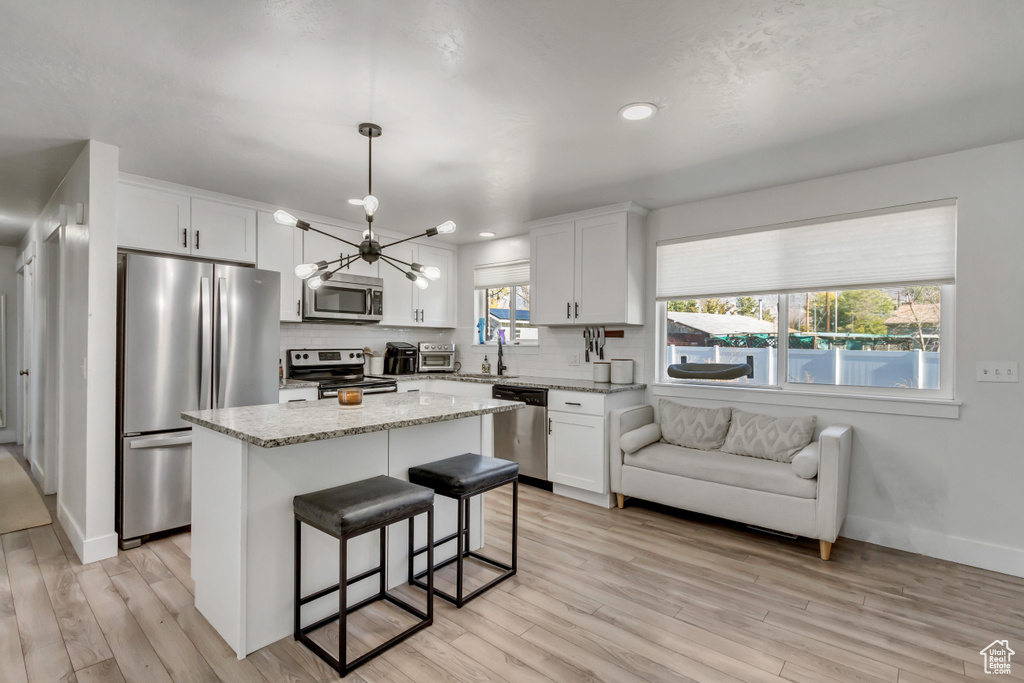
303;273;383;323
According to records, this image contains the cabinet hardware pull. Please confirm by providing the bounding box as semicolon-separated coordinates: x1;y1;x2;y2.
548;418;552;435
182;228;188;247
565;402;581;406
575;302;579;318
195;230;200;250
296;299;301;316
567;302;571;319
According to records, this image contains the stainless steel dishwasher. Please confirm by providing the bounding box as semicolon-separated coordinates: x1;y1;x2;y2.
492;385;549;486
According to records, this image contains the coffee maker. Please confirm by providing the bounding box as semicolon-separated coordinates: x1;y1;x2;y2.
383;341;418;375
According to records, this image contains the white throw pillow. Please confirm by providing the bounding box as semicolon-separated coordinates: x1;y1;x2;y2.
721;410;816;463
791;441;820;479
619;423;662;454
658;400;732;450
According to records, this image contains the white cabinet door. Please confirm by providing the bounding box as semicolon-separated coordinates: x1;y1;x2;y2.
379;243;417;326
256;211;303;322
117;184;191;255
548;411;606;493
415;243;455;328
530;221;576;325
190;198;257;263
304;221;378;279
574;213;628;324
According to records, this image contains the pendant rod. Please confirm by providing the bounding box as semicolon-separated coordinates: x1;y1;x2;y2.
380;229;435;250
300;223;361;250
379;255;409;275
379;252;413;269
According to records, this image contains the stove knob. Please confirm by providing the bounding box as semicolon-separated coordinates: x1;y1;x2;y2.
349;353;354;358
302;353;309;359
356;352;362;359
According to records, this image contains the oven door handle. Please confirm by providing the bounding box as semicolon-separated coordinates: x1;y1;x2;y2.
362;385;398;395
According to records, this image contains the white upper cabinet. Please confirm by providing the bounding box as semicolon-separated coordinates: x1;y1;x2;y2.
117;182;256;264
117;183;192;256
380;242;417;326
530;221;576;324
415;243;455;327
379;240;456;328
190;198;257;263
529;204;645;326
303;221;378;279
256;211;303;322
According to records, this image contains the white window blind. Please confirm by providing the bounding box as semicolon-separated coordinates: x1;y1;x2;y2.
474;259;530;288
656;200;956;300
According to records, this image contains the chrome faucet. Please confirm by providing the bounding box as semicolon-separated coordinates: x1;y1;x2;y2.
497;333;508;376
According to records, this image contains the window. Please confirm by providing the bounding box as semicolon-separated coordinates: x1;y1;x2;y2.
656;200;955;398
473;260;536;345
665;296;778;386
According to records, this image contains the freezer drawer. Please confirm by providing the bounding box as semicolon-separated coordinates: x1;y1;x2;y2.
120;432;192;541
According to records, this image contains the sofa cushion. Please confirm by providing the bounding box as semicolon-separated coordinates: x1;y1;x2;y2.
791;442;820;479
624;442;818;499
658;400;732;450
620;423;662;454
721;410;816;462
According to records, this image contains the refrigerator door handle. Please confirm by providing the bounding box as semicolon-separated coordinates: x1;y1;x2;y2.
214;277;228;409
129;434;193;449
199;277;213;410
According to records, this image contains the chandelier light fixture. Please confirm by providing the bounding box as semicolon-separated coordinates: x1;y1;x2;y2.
275;122;456;291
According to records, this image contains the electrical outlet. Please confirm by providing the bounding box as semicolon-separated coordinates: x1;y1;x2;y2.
568;352;581;366
976;361;1019;383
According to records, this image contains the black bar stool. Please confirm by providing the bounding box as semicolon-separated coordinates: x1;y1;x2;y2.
293;475;434;677
407;453;518;607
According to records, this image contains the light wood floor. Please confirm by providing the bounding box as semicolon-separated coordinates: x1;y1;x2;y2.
2;450;1022;682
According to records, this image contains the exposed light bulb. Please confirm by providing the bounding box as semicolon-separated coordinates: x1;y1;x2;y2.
348;198;364;205
307;275;326;290
422;266;441;281
435;220;456;234
414;275;429;290
294;262;323;279
362;194;379;217
274;210;299;227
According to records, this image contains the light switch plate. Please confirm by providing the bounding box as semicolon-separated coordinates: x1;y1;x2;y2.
567;352;580;366
976;361;1019;382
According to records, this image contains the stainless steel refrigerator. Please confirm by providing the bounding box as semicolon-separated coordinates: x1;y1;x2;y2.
116;252;280;548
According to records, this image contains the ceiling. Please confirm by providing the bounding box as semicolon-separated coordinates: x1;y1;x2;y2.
2;1;1024;246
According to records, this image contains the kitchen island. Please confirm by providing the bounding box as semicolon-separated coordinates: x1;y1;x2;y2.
181;391;522;658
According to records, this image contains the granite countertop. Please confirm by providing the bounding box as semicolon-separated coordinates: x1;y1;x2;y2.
373;373;646;394
279;379;320;390
181;391;524;448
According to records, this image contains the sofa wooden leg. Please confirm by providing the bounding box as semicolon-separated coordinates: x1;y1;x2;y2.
615;493;625;509
819;539;833;561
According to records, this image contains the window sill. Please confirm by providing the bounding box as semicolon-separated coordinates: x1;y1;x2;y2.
651;382;960;419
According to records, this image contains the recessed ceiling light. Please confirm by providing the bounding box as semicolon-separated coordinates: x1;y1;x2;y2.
619;102;657;121
479;231;496;238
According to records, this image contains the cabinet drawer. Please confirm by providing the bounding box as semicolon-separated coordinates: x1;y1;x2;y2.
279;387;319;403
549;390;604;415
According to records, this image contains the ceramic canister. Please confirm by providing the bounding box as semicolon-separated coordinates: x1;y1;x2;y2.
593;362;611;383
610;359;634;384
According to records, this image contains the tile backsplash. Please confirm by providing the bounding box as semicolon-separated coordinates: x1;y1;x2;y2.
453;325;646;381
279;323;451;363
279;322;646;382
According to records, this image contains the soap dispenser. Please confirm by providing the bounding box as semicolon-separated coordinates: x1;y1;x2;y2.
482;356;491;374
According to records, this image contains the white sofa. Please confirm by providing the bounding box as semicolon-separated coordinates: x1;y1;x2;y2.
610;404;852;560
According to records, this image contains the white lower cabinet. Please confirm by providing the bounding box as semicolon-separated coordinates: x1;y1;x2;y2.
548;411;606;493
279;387;318;403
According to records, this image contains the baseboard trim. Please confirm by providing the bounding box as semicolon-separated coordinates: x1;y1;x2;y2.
56;503;118;565
842;514;1024;579
552;484;614;509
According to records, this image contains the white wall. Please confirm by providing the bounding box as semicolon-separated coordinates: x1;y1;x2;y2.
280;322;452;366
645;140;1024;577
20;140;120;564
0;247;18;444
454;235;646;379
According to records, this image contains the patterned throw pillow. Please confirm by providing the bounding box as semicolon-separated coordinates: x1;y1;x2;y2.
721;410;816;462
658;400;732;450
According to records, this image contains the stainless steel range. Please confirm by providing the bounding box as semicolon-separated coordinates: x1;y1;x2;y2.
287;348;398;398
